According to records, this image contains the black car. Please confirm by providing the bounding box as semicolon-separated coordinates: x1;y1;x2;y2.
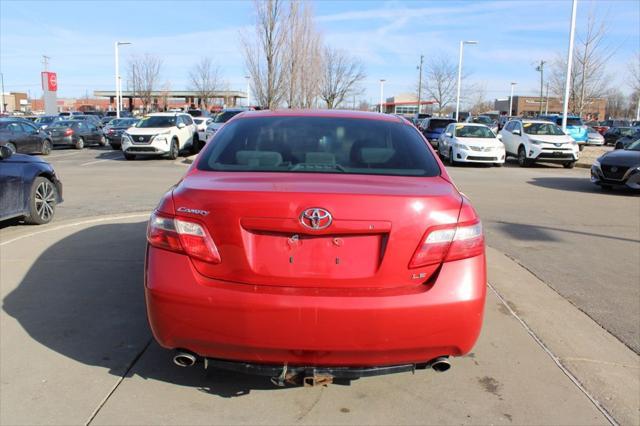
103;118;138;149
603;127;636;145
591;139;640;191
614;129;640;150
0;145;63;224
0;118;53;155
46;120;106;149
34;115;64;130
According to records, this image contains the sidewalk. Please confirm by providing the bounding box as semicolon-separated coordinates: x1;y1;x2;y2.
0;215;637;425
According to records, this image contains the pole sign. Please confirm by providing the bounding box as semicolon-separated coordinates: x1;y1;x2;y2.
41;72;58;114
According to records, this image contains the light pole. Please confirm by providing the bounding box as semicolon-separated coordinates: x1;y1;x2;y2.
379;79;386;113
114;41;131;118
417;55;424;117
455;40;478;121
561;0;577;132
245;75;251;108
509;82;517;116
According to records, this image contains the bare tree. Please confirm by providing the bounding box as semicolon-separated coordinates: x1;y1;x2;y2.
127;54;163;112
241;0;288;109
319;46;366;109
189;57;220;110
549;11;614;116
420;53;459;115
284;1;322;108
628;53;640;119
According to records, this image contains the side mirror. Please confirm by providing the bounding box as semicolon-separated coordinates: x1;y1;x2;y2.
445;132;453;138
177;123;186;129
0;145;13;160
513;129;521;136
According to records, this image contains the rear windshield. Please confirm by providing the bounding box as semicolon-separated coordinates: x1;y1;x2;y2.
213;111;243;123
550;117;582;126
471;116;493;125
198;116;440;177
35;116;55;124
50;121;76;128
428;119;455;130
110;119;137;127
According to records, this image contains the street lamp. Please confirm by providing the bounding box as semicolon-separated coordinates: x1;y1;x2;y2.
379;79;386;113
561;0;577;132
455;40;478;122
114;41;131;118
509;82;517;116
245;75;251;108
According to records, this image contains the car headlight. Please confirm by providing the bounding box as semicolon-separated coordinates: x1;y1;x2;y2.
529;139;543;145
454;143;468;149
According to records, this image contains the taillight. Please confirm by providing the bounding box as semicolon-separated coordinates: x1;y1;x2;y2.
147;211;221;264
64;128;74;136
409;220;484;268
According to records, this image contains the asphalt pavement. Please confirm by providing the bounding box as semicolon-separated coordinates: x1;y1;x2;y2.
0;145;638;425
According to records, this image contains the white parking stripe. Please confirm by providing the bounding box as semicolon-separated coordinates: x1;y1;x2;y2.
80;154;122;166
0;213;150;246
47;151;82;159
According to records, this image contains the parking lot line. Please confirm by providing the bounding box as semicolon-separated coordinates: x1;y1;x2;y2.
81;154;123;166
47;151;82;159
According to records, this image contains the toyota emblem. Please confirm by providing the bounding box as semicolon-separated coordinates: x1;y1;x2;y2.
300;208;332;230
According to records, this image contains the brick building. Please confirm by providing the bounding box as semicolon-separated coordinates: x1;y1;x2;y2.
494;95;607;120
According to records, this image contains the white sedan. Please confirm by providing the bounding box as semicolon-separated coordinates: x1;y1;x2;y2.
193;117;213;142
587;127;605;146
438;123;506;166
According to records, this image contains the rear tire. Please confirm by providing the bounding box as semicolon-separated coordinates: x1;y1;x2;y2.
563;161;576;169
98;135;107;146
578;144;584;151
24;177;57;225
124;152;136;161
41;139;52;155
517;146;530;167
5;142;17;154
75;137;84;150
448;148;458;167
190;135;200;155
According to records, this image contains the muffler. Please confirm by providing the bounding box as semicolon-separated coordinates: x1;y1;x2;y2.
430;356;451;372
173;351;197;367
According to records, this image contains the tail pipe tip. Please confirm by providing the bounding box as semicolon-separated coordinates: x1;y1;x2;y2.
430;356;451;372
173;351;197;368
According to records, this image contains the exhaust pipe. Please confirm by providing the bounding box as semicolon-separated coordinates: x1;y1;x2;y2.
173;351;197;367
430;356;451;372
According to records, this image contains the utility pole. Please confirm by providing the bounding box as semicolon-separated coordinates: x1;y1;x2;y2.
417;54;424;117
562;0;578;132
545;82;550;114
42;55;50;71
379;79;386;113
535;60;546;115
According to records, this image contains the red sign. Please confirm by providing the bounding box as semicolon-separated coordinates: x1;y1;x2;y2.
41;72;58;92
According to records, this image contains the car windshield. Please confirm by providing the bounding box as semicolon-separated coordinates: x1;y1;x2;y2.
110;119;136;127
35;116;55;124
471;116;492;125
523;122;565;136
213;111;242;123
619;127;636;136
455;125;495;138
198;116;440;177
428;119;454;130
135;116;176;128
194;118;207;124
625;139;640;150
49;121;76;128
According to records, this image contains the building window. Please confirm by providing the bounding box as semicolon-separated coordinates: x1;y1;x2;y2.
395;105;418;114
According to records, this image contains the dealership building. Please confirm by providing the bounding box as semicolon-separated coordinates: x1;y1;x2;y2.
494;95;607;120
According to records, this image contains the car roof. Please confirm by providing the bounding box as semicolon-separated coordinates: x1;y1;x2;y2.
147;112;185;116
232;109;405;123
456;122;490;127
517;119;557;124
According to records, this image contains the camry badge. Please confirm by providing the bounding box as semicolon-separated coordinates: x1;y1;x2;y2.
177;207;209;216
300;208;332;230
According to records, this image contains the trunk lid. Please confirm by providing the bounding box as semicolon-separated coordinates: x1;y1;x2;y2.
170;172;462;289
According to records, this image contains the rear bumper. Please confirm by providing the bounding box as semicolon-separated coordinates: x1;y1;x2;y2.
145;247;486;367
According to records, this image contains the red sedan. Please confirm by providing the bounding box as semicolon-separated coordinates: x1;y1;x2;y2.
145;110;486;384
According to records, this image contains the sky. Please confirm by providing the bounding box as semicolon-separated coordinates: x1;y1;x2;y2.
1;0;638;106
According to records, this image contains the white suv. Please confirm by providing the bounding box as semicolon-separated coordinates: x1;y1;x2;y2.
121;113;197;161
500;119;579;168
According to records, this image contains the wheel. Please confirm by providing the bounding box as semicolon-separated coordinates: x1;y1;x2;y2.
24;177;57;225
167;139;179;160
40;139;52;155
124;152;136;161
74;137;84;150
98;135;107;146
5;142;17;154
448;148;458;166
563;161;576;169
517;146;530;167
614;143;623;150
110;143;121;150
578;144;584;151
